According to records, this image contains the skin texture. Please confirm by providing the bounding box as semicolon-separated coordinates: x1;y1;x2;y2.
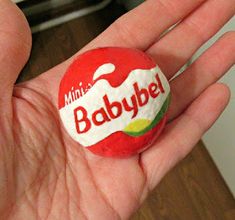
0;0;234;219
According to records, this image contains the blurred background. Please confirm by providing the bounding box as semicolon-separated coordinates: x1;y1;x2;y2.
13;0;235;219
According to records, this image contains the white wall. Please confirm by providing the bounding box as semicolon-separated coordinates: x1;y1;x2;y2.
192;17;235;197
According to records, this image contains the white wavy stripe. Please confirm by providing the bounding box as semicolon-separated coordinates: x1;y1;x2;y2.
93;63;116;81
59;66;170;147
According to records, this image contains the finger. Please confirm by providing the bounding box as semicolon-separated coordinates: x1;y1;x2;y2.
84;0;206;50
0;0;31;102
148;0;235;79
141;83;230;190
33;0;206;104
168;31;235;120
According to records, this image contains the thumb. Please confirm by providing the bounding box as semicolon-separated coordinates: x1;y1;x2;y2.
0;0;31;105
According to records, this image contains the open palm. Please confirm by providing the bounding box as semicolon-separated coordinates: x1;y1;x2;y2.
0;0;234;219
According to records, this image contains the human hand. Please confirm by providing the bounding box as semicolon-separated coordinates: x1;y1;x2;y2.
0;0;234;219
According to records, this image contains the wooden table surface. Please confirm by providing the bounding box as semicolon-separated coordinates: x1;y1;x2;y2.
19;2;235;220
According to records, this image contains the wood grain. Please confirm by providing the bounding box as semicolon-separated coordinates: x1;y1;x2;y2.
132;142;235;220
19;2;235;219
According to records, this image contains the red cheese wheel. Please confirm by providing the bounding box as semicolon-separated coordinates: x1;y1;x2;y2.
58;47;170;157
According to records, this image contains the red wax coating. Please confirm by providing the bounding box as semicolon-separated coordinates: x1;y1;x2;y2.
59;47;170;157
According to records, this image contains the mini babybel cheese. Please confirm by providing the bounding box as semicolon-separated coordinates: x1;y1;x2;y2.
58;47;171;157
